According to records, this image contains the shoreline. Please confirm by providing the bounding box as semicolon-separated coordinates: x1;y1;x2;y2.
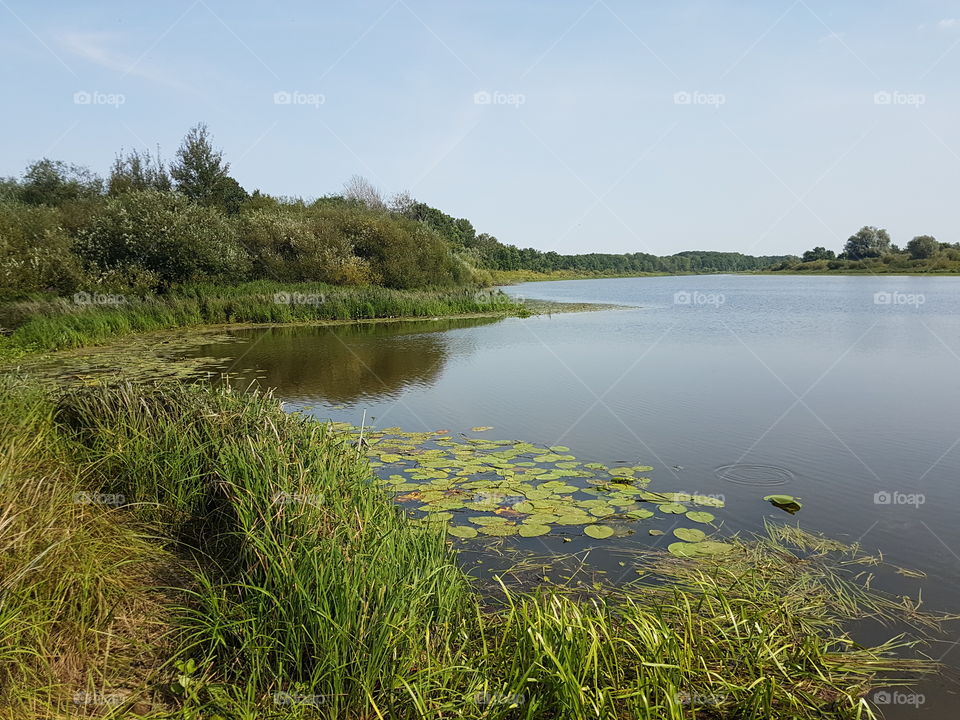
0;378;942;718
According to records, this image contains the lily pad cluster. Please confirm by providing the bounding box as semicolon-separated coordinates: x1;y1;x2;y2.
337;425;730;552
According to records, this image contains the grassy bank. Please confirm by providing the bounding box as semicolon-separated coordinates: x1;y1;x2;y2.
0;378;940;719
0;281;524;362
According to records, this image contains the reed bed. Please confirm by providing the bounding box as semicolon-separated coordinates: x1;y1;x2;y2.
0;378;942;719
0;282;522;360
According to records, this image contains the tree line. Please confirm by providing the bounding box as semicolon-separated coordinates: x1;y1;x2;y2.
4;122;893;303
784;226;960;272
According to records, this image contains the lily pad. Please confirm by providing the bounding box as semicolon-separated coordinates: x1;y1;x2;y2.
648;529;664;536
673;527;706;542
668;541;700;557
685;511;715;524
518;524;551;537
658;503;687;514
763;494;802;513
471;426;494;432
584;525;615;539
447;525;478;539
477;524;518;536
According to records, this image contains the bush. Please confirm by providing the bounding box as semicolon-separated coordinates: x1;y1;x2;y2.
237;208;377;285
0;202;85;299
76;190;249;289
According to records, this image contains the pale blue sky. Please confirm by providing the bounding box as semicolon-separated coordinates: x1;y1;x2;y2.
2;0;959;255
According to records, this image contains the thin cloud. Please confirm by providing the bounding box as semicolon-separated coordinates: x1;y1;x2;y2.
60;32;194;92
938;18;958;29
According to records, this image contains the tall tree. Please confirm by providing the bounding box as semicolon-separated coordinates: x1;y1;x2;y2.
170;124;247;213
843;226;891;260
906;235;939;260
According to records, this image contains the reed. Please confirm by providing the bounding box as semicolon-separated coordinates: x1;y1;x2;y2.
0;378;941;719
0;281;523;361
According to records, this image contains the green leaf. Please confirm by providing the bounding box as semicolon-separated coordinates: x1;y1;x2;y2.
668;541;699;557
673;527;706;542
477;524;518;536
763;494;802;513
658;503;687;514
685;511;715;524
584;524;615;539
518;524;551;537
447;525;478;539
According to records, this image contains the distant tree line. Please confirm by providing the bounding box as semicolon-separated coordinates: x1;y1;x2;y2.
395;202;790;274
782;226;960;272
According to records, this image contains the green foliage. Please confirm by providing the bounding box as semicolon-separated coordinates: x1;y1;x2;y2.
843;226;891;260
0;202;84;300
907;234;939;260
76;189;248;288
802;246;835;262
0;281;523;357
18;158;103;206
108;146;172;194
170;123;248;214
0;380;940;718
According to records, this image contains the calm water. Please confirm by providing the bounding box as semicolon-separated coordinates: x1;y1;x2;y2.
188;275;960;713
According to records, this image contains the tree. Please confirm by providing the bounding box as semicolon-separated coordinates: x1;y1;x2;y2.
843;226;891;260
170;124;247;213
342;175;386;210
802;246;835;262
20;159;102;206
109;147;172;195
906;235;939;260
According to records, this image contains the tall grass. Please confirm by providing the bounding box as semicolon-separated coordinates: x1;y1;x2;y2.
0;379;941;719
0;281;523;360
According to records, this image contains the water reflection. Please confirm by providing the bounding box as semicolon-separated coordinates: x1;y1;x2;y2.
188;317;500;405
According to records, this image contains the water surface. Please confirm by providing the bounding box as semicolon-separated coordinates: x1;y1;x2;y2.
187;275;960;713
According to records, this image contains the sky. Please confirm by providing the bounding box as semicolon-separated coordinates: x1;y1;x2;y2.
1;0;959;257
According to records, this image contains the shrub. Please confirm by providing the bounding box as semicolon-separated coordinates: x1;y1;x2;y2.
0;202;85;299
76;190;249;289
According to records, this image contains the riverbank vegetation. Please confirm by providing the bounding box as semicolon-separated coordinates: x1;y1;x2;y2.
0;377;942;719
0;281;521;362
774;226;960;274
1;124;789;305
